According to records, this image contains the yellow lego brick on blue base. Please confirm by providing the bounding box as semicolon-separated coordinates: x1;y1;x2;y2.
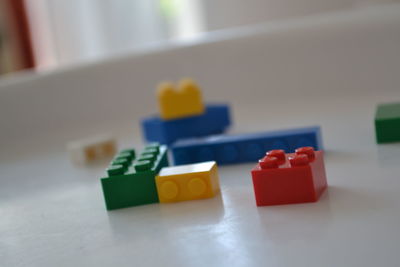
155;161;220;203
157;79;205;120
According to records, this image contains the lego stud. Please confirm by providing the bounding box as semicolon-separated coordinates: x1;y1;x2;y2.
289;154;309;166
178;78;200;94
266;150;286;163
142;147;158;154
259;156;279;169
197;147;214;161
111;158;130;168
295;147;315;161
219;144;239;162
244;143;263;161
134;160;152;172
141;151;158;159
119;149;136;160
157;82;175;98
138;153;156;164
187;178;207;196
144;147;159;154
120;148;135;155
160;181;179;200
116;152;134;161
107;165;125;176
101;141;116;156
85;146;97;161
147;142;160;148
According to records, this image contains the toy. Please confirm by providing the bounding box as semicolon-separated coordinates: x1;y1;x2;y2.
155;161;220;203
375;102;400;143
67;134;117;165
141;104;231;145
100;143;168;210
251;147;327;206
157;79;204;120
171;126;323;165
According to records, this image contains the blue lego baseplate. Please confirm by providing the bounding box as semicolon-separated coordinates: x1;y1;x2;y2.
141;104;231;145
171;126;323;165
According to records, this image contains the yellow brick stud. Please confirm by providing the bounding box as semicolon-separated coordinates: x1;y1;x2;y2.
157;78;205;120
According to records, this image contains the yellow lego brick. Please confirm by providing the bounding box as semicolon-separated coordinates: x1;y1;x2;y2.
155;161;220;203
157;78;205;120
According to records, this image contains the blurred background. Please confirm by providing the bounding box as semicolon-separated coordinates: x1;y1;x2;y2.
0;0;397;76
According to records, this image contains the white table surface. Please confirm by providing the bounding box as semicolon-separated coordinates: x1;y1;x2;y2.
2;91;400;267
1;4;400;267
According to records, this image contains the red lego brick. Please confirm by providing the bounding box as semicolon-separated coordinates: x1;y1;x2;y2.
251;147;327;206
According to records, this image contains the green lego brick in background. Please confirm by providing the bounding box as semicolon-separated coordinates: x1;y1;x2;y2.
375;102;400;143
100;144;169;210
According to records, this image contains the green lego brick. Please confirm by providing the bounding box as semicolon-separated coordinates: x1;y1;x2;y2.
100;144;169;210
375;102;400;143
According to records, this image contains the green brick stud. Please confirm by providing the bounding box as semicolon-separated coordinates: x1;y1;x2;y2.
117;149;135;161
375;102;400;143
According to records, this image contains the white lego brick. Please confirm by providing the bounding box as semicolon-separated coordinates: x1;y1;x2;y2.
67;134;117;165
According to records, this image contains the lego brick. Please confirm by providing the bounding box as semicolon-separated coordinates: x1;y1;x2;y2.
141;104;231;145
155;161;220;203
100;143;169;210
67;134;117;165
157;78;205;120
251;147;328;206
171;126;323;165
375;102;400;143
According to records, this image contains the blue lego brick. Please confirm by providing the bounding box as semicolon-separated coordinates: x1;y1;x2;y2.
141;104;231;145
171;126;323;165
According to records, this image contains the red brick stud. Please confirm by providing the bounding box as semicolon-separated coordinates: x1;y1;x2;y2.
266;149;286;164
295;147;315;161
289;154;309;166
259;156;280;169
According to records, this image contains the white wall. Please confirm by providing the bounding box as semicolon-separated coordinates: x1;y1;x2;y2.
1;4;400;143
25;0;399;70
201;0;399;31
25;0;204;69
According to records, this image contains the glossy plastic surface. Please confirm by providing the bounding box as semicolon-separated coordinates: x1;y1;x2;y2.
141;104;231;144
171;126;323;165
157;79;204;120
251;147;327;206
156;161;220;203
375;102;400;143
100;144;169;210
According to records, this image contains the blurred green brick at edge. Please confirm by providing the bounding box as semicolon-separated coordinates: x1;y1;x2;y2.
375;102;400;144
101;144;169;210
